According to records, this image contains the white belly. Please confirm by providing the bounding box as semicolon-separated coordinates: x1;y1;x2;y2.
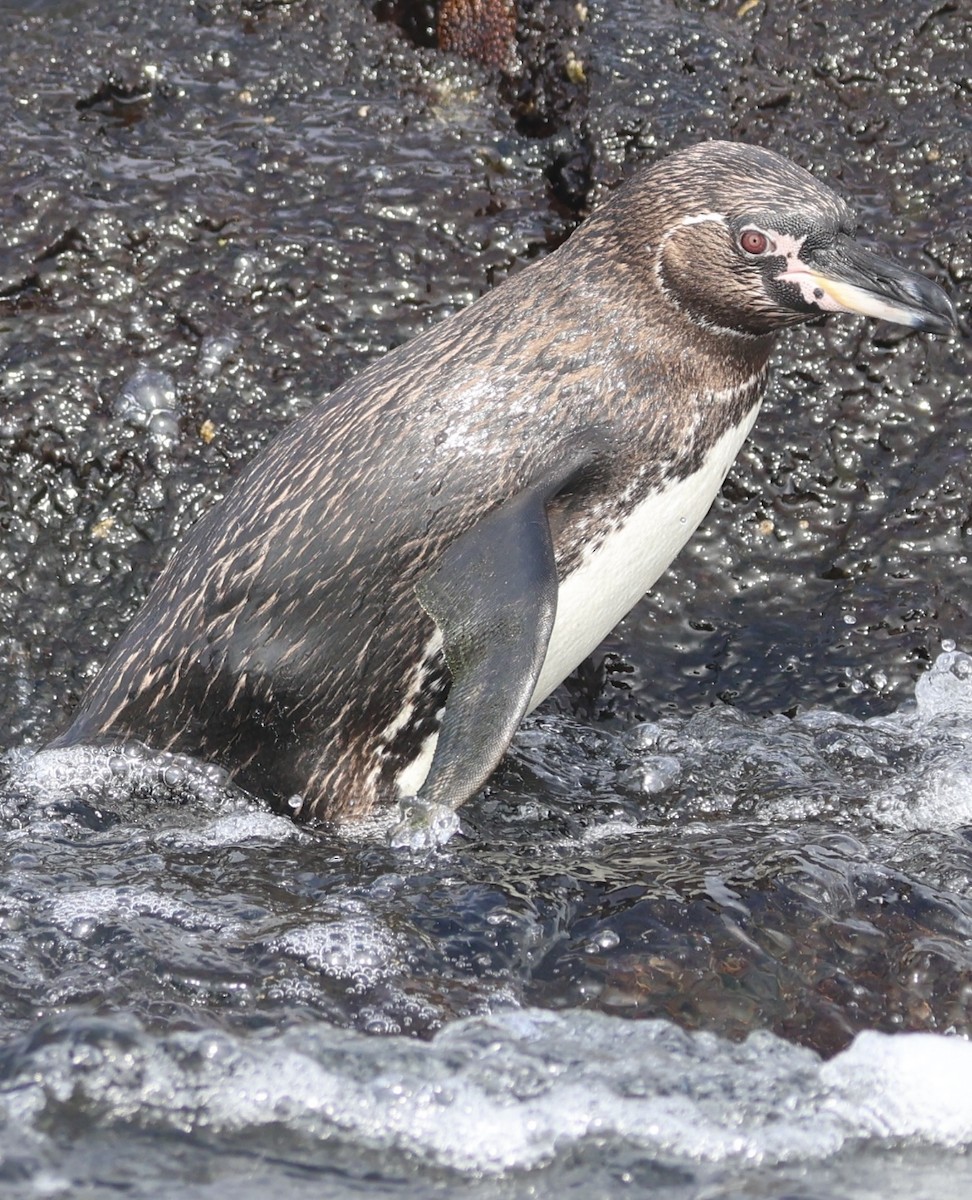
528;408;761;708
396;408;760;796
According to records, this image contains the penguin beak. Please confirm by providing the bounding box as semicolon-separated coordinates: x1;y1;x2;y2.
777;235;957;335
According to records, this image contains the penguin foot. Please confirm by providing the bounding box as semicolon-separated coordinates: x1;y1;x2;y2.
388;796;461;851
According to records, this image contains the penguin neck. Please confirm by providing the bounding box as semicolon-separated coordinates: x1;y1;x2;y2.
641;297;777;411
561;220;777;399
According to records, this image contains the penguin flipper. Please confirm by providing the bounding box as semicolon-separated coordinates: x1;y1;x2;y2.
414;471;568;813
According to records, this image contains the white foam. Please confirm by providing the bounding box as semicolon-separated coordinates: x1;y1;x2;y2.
821;1029;972;1145
1;741;240;816
565;645;972;834
270;905;402;987
161;809;302;848
44;885;243;940
3;1009;970;1176
914;649;972;721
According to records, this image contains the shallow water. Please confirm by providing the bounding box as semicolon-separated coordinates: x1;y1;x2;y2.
2;651;972;1196
1;0;970;1196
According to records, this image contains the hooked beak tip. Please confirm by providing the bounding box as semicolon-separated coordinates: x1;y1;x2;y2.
779;246;957;337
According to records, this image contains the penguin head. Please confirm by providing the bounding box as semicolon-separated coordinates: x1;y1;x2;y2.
641;141;956;339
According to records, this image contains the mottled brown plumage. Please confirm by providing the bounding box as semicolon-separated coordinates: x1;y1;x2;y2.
54;142;955;822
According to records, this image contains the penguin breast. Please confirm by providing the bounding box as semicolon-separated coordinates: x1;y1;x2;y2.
528;405;762;709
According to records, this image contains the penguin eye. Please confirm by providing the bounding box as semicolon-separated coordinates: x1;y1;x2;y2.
739;229;774;256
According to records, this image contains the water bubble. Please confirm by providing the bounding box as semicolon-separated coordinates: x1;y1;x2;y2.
272;913;400;987
915;650;972;720
622;722;665;752
621;754;682;795
389;797;460;850
588;929;621;952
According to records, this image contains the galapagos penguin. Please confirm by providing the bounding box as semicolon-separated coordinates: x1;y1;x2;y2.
53;141;956;826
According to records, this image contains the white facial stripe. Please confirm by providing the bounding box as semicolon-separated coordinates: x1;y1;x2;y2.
678;211;728;228
653;211;763;341
652;212;727;263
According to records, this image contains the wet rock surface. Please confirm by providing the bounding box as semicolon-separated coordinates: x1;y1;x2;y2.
0;1;970;1197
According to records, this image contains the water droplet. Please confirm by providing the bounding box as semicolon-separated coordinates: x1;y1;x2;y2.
587;929;620;952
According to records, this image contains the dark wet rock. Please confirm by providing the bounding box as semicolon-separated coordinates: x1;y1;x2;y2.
577;1;754;198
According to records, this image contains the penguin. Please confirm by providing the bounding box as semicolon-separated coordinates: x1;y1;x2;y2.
53;141;957;825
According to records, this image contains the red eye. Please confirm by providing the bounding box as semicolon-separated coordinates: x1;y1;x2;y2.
740;229;769;255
